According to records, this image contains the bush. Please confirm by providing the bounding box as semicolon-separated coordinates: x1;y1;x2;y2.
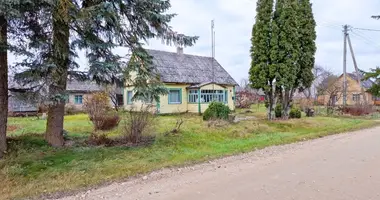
235;91;255;108
124;105;155;144
289;107;302;119
87;133;114;146
84;92;120;130
275;104;282;118
65;105;81;115
92;115;121;131
203;102;231;121
341;105;374;116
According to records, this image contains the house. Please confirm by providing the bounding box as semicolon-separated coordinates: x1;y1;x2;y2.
8;92;39;116
7;79;39;116
7;79;124;116
318;72;379;106
66;80;124;110
124;48;238;114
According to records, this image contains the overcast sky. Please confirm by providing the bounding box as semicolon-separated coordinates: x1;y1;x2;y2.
8;0;380;84
146;0;380;83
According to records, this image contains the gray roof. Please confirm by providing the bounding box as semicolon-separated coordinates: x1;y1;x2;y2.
147;49;237;86
66;80;104;92
235;86;265;95
346;73;374;89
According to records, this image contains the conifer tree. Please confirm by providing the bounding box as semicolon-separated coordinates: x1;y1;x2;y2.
14;0;198;146
0;0;51;157
271;0;300;118
296;0;317;105
249;0;275;120
364;16;379;96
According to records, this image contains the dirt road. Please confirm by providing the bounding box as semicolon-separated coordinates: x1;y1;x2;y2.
58;126;380;200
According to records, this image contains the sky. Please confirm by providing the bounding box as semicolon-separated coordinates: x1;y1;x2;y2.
8;0;380;85
145;0;380;84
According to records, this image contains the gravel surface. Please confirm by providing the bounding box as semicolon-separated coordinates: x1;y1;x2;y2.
54;126;380;200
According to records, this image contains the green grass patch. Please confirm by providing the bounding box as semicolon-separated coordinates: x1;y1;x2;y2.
0;113;378;200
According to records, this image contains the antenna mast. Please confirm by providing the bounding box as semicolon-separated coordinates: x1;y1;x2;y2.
211;20;215;92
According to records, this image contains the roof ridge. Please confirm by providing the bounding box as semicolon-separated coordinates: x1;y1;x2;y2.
146;49;215;59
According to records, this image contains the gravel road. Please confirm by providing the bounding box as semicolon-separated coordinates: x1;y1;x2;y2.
56;126;380;200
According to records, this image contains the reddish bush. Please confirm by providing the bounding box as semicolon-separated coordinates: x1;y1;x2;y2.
84;92;120;131
236;91;263;109
341;105;374;116
92;115;121;131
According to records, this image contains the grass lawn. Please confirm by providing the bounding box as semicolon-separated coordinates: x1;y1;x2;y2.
1;109;379;200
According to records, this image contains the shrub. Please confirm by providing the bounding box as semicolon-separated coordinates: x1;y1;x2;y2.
65;105;81;115
92;115;121;131
341;105;374;116
305;108;315;117
275;104;282;118
87;133;114;146
289;107;302;119
124;105;155;144
203;102;231;121
84;92;120;131
235;91;255;108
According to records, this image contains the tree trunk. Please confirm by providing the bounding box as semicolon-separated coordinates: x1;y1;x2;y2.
45;0;70;147
282;90;290;119
0;15;8;158
267;82;277;120
266;93;272;120
282;89;295;119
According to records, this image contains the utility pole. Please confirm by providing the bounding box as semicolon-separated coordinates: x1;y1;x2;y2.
347;34;368;104
343;25;348;106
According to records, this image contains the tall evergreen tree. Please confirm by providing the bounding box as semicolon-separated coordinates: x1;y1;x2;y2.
249;0;275;120
297;0;317;98
0;0;50;157
364;15;379;96
15;0;198;146
270;0;301;118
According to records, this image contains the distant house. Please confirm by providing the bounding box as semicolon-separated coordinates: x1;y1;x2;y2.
8;79;123;115
8;92;39;116
318;72;379;106
66;80;124;110
7;80;39;116
124;48;238;114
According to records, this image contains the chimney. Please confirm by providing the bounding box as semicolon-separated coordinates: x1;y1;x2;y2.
177;46;183;55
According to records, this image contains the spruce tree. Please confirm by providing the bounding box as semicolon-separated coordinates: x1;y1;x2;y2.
0;0;50;157
249;0;275;120
15;0;198;146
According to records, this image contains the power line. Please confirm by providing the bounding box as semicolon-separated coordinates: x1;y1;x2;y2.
350;30;380;49
352;27;380;32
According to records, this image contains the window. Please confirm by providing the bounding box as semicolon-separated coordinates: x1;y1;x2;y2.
200;90;225;103
74;95;83;104
169;89;182;104
188;89;198;103
127;91;133;105
352;94;361;102
116;94;124;106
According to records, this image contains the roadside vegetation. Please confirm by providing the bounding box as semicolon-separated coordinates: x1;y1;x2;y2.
1;105;378;199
